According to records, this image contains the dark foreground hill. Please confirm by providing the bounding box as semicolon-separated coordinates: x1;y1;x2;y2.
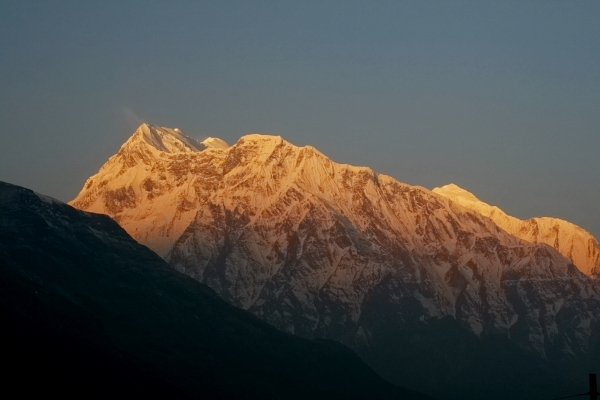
0;181;433;400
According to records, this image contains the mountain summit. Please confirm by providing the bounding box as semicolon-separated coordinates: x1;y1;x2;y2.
129;123;205;153
71;124;600;400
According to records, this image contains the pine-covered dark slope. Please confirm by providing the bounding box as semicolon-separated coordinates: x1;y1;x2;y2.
0;181;432;400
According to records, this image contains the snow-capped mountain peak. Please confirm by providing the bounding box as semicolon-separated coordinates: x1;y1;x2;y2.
432;183;518;227
126;123;204;153
201;137;230;150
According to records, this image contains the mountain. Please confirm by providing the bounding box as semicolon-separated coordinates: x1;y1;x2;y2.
71;124;600;400
432;183;600;279
1;181;432;400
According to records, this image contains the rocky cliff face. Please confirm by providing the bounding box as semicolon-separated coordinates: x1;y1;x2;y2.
71;124;600;400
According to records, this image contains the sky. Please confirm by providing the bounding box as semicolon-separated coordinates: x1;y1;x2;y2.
1;1;599;238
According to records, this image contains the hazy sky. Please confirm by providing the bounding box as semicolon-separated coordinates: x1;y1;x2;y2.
1;1;599;237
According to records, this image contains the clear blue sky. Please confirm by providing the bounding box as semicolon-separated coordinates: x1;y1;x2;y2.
1;1;599;237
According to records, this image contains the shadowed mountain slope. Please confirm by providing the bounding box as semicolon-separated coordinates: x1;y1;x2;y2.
0;181;432;400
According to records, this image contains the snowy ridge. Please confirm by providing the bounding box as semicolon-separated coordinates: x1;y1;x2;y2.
432;183;600;278
71;124;600;398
